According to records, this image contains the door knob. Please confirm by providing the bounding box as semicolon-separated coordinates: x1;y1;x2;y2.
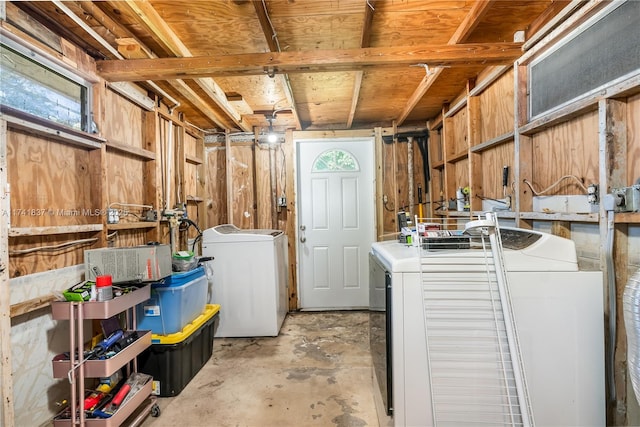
300;225;306;231
300;237;306;243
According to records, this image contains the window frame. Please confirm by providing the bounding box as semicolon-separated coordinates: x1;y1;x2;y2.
0;37;94;133
311;148;360;173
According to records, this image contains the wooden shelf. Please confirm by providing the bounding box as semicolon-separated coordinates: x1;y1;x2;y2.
471;131;514;153
432;160;445;170
106;222;158;231
447;150;468;163
9;224;103;237
614;212;640;224
471;211;516;219
185;154;203;165
447;211;471;218
518;211;599;223
186;196;204;203
1;109;105;149
106;141;156;160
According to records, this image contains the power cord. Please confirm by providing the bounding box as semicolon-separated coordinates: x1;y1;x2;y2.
522;175;588;196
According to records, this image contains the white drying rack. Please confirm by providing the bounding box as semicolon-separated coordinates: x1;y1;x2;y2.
415;213;534;426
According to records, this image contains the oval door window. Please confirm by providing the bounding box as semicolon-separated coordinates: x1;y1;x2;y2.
311;149;359;172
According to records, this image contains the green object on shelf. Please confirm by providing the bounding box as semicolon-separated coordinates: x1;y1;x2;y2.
62;281;94;302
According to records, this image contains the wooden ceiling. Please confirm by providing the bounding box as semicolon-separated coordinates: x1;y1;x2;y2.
14;0;569;132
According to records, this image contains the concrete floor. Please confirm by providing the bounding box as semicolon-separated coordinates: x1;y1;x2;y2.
140;311;383;427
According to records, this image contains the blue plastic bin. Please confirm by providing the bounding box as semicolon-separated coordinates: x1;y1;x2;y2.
136;267;207;335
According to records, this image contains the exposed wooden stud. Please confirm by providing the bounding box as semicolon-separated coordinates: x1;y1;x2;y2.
375;127;384;240
144;110;161;242
514;60;532;229
550;221;572;239
225;130;233;224
468;95;483;212
598;98;628;425
284;129;298;310
0;119;15;427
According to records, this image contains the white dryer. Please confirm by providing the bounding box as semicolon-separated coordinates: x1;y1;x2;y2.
202;224;288;337
370;227;605;427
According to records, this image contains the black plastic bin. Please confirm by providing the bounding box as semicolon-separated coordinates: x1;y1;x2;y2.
137;304;220;397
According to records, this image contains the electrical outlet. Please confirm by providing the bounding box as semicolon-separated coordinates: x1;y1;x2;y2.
143;209;158;221
611;185;640;212
107;208;119;224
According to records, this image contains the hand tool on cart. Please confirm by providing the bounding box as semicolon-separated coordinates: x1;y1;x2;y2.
84;330;124;359
91;373;152;418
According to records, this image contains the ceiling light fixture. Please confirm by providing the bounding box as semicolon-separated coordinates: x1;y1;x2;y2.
266;114;277;143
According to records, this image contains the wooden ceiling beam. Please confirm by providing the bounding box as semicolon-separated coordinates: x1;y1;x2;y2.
396;0;495;125
167;80;237;130
252;0;302;130
96;42;522;81
347;0;376;129
118;0;250;131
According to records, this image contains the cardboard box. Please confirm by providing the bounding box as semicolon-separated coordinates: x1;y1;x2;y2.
85;245;172;283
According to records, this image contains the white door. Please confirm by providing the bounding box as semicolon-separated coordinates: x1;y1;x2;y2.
297;138;375;309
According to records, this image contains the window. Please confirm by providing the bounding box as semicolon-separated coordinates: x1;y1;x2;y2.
312;149;359;172
0;42;91;131
529;0;640;118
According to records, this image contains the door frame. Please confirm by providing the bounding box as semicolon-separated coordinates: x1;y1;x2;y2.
294;136;377;309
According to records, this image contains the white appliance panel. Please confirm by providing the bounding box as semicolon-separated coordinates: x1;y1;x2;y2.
372;236;605;427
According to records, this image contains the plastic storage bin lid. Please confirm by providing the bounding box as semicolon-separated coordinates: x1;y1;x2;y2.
153;266;205;288
151;304;220;344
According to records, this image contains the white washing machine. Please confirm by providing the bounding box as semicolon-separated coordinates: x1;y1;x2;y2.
202;224;289;337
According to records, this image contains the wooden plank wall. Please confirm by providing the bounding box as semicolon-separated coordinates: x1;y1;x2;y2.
205;145;228;226
7;133;98;277
101;87;144;148
478;68;515;141
228;143;256;228
481;144;515;199
450;108;468;156
531;111;599;193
